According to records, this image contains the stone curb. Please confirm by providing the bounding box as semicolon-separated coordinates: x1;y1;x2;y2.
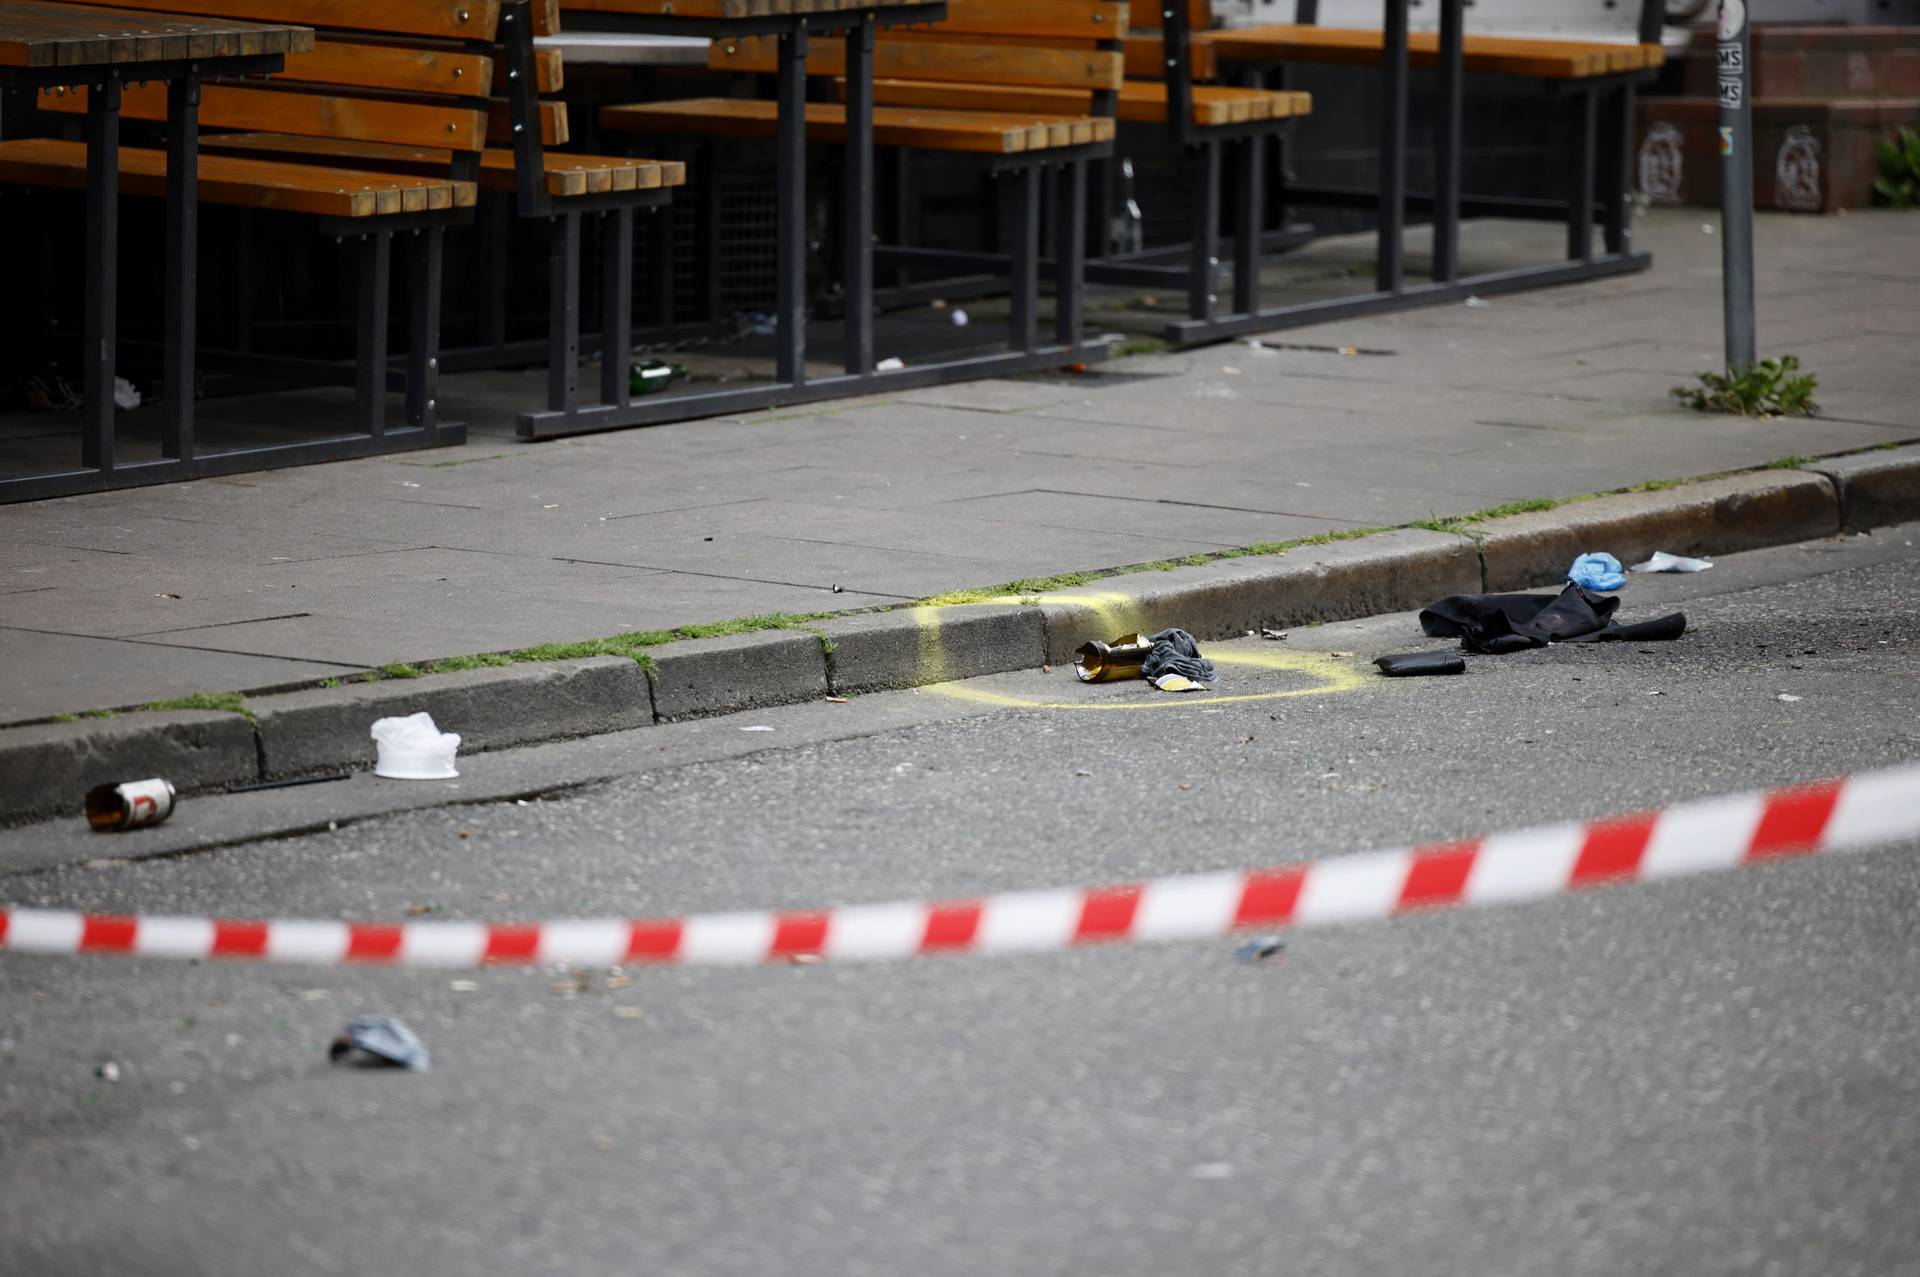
1806;443;1920;534
1037;530;1480;663
646;630;827;722
1475;470;1839;592
0;711;259;826
251;656;653;779
4;452;1916;828
819;604;1045;694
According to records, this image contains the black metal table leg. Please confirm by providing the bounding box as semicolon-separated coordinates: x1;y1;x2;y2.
1190;139;1220;322
842;13;875;377
602;207;635;408
698;142;724;322
354;231;392;436
82;72;122;472
406;226;444;429
775;19;809;386
477;193;510;350
1431;0;1464;283
162;73;198;461
1232;138;1264;315
1008;165;1040;353
1602;83;1634;256
549;210;581;414
1376;0;1408;293
1053;159;1086;348
648;195;677;330
1567;86;1598;261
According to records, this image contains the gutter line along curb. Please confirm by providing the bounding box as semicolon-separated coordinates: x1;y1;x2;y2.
3;449;1916;826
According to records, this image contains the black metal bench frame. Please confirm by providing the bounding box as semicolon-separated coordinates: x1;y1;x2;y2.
0;51;467;502
0;53;472;503
526;0;1111;440
495;0;682;437
857;18;1311;328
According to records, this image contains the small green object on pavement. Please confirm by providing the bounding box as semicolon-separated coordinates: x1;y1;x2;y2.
630;360;689;396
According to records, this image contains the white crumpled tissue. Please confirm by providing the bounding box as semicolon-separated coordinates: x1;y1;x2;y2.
370;712;461;780
1629;551;1713;574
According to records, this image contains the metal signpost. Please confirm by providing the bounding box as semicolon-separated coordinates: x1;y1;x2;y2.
1717;0;1757;368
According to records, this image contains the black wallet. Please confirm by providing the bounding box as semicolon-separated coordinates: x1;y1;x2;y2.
1374;651;1467;677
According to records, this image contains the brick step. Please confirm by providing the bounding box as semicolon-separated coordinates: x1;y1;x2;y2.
1682;25;1920;99
1636;96;1920;212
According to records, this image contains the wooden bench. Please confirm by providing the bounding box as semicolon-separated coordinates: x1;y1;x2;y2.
6;0;509;438
191;0;693;434
598;0;1123;363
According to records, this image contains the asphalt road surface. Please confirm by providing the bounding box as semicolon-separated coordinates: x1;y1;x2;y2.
4;530;1919;1277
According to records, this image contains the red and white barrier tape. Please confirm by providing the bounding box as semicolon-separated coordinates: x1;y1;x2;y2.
3;764;1916;968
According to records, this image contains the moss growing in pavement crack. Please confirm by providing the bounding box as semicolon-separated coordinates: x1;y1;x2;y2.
141;692;252;721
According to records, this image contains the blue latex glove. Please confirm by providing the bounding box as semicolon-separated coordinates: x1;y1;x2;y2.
1567;552;1626;592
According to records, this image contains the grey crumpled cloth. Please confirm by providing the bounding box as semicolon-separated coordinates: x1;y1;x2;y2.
1140;628;1214;684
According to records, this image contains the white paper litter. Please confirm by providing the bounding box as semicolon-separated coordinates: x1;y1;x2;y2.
1630;551;1713;574
370;712;461;780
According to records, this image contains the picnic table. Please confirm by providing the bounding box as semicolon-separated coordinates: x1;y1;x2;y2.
1167;0;1654;344
552;0;949;436
0;0;310;500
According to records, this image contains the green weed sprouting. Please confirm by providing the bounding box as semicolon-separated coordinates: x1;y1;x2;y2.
1672;356;1819;418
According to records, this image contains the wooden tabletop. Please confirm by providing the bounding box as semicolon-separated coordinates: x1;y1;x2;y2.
0;1;312;70
565;0;937;21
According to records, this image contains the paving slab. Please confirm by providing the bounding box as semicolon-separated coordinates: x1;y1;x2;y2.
0;628;359;724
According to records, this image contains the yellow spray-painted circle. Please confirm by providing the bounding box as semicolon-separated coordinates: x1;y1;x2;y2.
925;648;1368;712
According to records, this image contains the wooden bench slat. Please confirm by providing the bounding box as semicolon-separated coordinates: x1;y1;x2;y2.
603;97;1113;154
41;80;491;151
855;77;1312;127
1198;25;1649;80
0;135;471;216
928;0;1128;42
204;131;685;196
1126;32;1216;80
495;46;564;93
485;96;569;145
284;40;495;98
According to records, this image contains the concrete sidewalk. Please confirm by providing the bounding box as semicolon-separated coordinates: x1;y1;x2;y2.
1;207;1914;726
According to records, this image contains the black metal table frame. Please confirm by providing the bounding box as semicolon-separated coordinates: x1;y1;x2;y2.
524;1;1112;440
1160;0;1657;347
0;48;466;503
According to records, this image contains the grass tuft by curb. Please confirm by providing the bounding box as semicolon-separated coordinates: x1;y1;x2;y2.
140;691;253;722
